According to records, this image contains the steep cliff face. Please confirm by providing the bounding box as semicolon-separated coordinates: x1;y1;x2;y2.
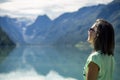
0;27;15;46
0;16;25;44
0;27;15;63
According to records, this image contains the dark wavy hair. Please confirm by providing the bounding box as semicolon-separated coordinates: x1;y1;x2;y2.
93;19;115;56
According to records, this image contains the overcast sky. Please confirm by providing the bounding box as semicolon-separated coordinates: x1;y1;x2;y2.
0;0;113;20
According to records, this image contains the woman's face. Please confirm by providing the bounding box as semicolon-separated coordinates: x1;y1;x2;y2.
87;23;97;44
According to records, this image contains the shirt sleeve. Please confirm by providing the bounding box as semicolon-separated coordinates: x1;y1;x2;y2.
87;52;101;69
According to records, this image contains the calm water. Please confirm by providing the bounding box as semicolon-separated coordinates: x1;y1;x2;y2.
0;45;120;80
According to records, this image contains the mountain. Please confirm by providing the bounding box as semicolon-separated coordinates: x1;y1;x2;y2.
50;4;105;45
53;0;120;45
0;27;15;46
49;0;120;45
24;15;53;44
0;0;120;45
0;16;25;44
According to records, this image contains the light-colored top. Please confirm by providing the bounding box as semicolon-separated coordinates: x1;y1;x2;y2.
83;51;115;80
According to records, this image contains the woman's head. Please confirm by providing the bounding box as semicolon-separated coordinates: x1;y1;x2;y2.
87;19;115;55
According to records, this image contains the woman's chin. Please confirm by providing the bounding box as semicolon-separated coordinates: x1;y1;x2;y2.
87;38;90;42
87;39;92;44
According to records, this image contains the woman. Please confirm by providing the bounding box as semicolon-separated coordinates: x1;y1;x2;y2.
83;19;115;80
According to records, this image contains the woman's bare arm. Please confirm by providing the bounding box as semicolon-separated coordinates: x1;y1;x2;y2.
86;62;99;80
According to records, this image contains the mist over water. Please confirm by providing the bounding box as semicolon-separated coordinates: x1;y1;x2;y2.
0;45;120;80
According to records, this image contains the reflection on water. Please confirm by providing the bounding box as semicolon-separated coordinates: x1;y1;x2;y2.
0;45;120;80
0;46;15;63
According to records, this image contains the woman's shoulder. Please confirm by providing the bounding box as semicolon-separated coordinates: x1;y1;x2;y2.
87;51;102;62
89;51;101;57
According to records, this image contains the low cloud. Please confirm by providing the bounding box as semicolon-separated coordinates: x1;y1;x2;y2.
0;0;113;19
0;69;77;80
